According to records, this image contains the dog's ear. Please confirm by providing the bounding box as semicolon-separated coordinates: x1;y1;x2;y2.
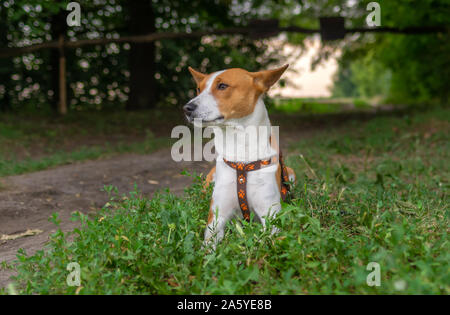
251;64;289;92
188;66;207;85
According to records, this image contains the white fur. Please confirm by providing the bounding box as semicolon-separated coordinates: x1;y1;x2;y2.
189;71;225;126
213;98;277;162
205;99;281;247
187;71;285;248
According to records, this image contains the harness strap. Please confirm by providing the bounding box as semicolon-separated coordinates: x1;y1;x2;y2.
223;150;291;222
279;150;291;200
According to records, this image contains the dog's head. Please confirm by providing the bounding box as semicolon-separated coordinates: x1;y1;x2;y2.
183;65;288;126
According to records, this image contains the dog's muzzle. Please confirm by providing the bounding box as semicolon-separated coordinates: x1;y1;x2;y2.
183;101;197;119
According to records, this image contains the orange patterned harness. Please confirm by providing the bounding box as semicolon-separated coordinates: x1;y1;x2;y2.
223;151;291;222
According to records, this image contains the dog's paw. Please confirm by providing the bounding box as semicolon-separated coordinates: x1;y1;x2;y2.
202;239;217;253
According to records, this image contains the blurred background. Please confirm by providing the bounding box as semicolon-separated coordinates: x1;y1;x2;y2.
0;0;448;175
1;0;449;111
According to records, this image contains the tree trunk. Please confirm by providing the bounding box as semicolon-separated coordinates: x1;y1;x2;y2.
50;6;67;113
0;6;12;111
127;0;156;110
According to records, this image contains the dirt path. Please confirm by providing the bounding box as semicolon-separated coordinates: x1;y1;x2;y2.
0;148;215;288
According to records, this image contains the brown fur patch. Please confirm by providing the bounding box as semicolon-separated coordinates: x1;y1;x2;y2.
276;165;296;196
188;65;288;120
198;73;216;94
276;163;282;193
213;69;263;119
204;167;216;225
188;67;206;85
208;198;214;225
270;132;279;157
204;166;216;189
286;166;296;183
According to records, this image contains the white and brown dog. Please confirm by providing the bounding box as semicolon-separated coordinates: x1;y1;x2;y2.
184;65;295;246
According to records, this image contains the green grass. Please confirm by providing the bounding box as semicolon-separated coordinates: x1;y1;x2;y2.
0;109;180;177
269;97;376;114
270;98;343;114
0;137;171;177
2;106;449;294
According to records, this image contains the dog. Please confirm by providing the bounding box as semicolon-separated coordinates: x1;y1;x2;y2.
184;65;295;246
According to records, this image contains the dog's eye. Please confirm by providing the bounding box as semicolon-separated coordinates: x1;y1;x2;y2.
196;87;200;95
217;83;229;90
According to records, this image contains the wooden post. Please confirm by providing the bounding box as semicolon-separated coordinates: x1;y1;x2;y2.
319;17;345;41
58;34;67;115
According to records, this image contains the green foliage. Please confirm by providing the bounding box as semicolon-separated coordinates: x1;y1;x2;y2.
332;38;392;100
332;0;450;103
4;106;449;294
350;55;391;98
353;98;370;109
380;34;450;103
2;1;448;111
0;0;284;111
270;98;342;114
331;61;358;98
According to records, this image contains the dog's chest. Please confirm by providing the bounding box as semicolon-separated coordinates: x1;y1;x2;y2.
213;160;280;212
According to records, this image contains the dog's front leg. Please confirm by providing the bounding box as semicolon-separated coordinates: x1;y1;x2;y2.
203;198;234;249
252;192;281;236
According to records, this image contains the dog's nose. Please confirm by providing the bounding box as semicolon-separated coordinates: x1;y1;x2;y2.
183;102;197;116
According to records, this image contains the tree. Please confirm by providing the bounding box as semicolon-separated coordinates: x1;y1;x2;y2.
331;0;450;103
126;0;156;110
49;0;67;112
0;3;12;111
0;0;284;112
